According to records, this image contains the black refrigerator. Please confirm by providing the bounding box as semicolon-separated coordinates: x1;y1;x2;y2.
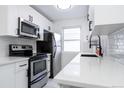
36;30;62;78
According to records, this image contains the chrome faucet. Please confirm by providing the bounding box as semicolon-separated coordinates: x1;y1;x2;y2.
89;35;103;56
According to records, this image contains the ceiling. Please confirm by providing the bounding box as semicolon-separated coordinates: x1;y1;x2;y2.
31;5;88;22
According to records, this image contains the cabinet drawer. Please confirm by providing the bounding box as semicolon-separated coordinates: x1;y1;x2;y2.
16;60;28;72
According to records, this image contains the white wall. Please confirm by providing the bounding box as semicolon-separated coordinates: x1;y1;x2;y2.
81;16;94;53
53;18;93;68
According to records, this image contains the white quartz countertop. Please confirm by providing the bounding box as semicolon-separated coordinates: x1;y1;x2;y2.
0;57;29;66
54;54;124;88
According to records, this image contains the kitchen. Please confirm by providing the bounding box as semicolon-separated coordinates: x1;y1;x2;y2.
0;4;124;88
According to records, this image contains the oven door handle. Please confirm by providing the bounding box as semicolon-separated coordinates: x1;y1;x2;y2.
31;73;47;85
19;64;27;67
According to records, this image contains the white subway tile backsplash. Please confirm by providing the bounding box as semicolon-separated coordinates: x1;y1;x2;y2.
109;27;124;56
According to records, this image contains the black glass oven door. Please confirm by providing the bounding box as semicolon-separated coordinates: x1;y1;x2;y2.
33;60;46;76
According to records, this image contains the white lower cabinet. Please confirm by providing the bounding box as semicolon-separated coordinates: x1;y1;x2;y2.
0;64;16;88
15;69;28;88
0;59;28;88
15;60;28;88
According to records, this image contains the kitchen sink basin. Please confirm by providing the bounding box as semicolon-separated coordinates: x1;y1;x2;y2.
81;54;98;57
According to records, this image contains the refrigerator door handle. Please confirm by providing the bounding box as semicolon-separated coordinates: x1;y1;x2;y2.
53;45;57;58
53;34;57;58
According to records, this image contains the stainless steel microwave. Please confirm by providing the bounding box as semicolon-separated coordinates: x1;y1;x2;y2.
18;17;39;38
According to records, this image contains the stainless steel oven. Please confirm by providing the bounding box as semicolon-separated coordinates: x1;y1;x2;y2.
28;54;48;88
18;17;39;38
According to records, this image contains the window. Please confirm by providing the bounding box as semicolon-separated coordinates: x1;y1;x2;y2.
63;28;80;52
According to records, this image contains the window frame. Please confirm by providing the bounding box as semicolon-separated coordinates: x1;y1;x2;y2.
62;26;81;52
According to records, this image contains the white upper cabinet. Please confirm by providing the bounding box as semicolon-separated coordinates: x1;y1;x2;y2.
89;5;124;35
94;5;124;25
0;5;53;40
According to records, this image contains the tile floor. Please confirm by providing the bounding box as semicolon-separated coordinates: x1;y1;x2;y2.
44;79;60;88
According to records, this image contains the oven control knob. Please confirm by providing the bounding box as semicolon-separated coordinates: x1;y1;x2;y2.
22;46;26;49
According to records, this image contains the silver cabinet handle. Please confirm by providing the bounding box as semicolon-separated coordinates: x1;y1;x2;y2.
19;64;27;67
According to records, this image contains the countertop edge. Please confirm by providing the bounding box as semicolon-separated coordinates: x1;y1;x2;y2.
55;78;110;88
0;57;29;66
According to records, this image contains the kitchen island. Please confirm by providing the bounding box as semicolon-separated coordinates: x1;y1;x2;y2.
54;54;124;88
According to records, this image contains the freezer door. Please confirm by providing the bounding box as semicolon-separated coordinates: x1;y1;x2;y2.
52;33;61;57
54;33;61;46
52;34;57;58
53;46;62;77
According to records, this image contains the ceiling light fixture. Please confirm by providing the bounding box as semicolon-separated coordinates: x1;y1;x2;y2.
57;4;71;10
56;0;71;10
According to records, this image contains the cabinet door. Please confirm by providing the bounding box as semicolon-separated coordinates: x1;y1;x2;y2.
15;69;28;88
95;5;124;25
0;64;16;88
15;60;28;88
7;6;19;36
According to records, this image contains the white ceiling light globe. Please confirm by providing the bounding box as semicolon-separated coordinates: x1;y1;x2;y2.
57;4;71;10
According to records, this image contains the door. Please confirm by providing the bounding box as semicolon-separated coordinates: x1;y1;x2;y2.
54;33;61;46
15;60;28;88
0;64;16;88
53;46;62;77
53;33;62;77
16;69;28;88
52;33;57;58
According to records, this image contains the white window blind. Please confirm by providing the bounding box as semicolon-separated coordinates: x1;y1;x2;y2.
63;28;80;52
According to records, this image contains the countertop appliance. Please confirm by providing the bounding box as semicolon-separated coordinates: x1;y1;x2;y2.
18;17;40;38
9;44;33;57
28;54;48;88
37;30;62;78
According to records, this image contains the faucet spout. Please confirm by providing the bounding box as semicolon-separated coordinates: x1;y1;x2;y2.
89;35;92;48
97;35;103;56
89;35;103;56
